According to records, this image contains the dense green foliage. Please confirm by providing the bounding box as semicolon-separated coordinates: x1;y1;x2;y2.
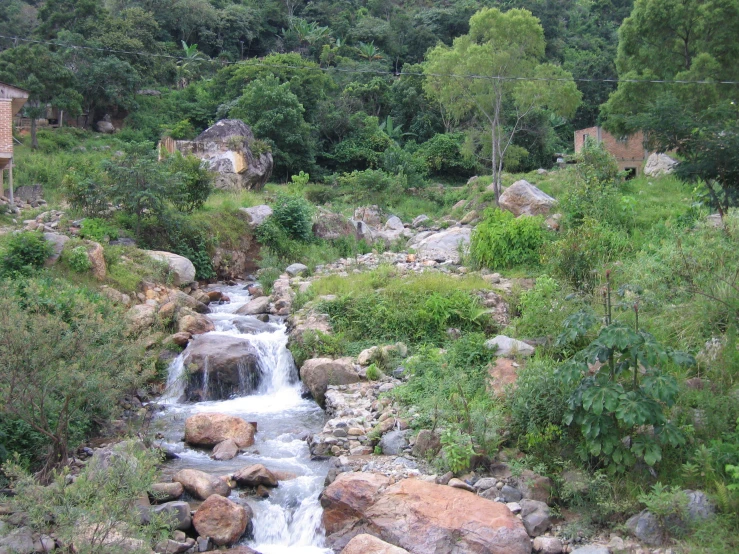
470;209;548;269
0;232;53;277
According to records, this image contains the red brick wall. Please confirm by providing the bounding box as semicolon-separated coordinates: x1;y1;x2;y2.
574;126;648;175
0;100;13;154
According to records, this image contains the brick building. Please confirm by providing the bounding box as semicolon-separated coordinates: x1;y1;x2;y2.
574;126;649;177
0;82;29;204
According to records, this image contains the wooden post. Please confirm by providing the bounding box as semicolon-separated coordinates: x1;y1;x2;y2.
8;160;13;208
0;167;4;199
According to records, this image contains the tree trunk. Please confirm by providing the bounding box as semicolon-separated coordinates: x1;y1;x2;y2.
37;438;68;485
31;117;38;150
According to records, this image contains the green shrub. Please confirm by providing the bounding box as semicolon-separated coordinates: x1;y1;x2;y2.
544;218;630;291
166;118;197;140
63;160;110;217
79;218;119;242
365;363;382;381
417;132;478;178
336;168;394;193
165;151;213;213
67;246;92;273
5;441;172;553
271;192;314;241
440;429;476;473
0;232;52;277
470;208;548;269
513;275;582;341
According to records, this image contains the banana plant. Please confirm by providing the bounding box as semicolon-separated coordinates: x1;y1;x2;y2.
356;41;385;61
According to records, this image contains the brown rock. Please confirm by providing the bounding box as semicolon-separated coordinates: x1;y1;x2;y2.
185;413;255;448
172;469;230;500
255;485;270;498
178;313;215;335
516;470;552;503
159;301;177;321
321;472;391;536
235;296;270;315
411;430;441;458
299;357;360;406
341;534;409;554
86;241;107;280
488;358;521;396
171;332;192;347
212;439;239;461
271;470;297;481
126;304;157;333
207;291;223;302
233;464;277;488
323;475;531;554
150;482;184;503
192;494;251;546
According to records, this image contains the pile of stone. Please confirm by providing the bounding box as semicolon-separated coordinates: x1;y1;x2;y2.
21;210;62;232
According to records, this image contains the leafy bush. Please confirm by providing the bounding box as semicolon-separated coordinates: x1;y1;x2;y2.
5;441;171;553
336;168;394;192
555;276;695;472
440;429;477;473
271;192;314;241
544;218;630;291
0;232;52;277
63;160;110;217
470;208;548;269
365;363;382;381
0;278;149;477
79;218;119;242
67;246;92;273
165;151;213;213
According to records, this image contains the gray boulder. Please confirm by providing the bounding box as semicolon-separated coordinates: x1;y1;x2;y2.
182;334;261;400
499;179;556;217
146;251;196;285
299;357;360;407
685;489;715;521
44;232;69;265
185;119;273;191
500;484;523;503
408;227;471;263
286;263;308;276
235;296;270;315
412;214;430;228
0;527;35;554
239;205;272;227
625;510;664;546
152;501;192;531
520;499;551;537
644;153;677;177
380;430;409;455
485;335;535;358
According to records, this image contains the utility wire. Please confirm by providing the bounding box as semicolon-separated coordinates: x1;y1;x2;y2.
2;33;739;86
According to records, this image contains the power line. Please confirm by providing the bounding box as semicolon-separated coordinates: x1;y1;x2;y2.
2;33;739;86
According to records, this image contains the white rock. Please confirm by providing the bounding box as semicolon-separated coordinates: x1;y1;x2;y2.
286;263;308;276
239;205;272;227
644;153;677;177
146;251;196;285
485;335;535;358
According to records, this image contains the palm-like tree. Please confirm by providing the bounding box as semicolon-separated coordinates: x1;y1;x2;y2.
356;41;385;61
177;41;207;88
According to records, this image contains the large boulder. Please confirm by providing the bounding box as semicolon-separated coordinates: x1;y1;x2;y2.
485;336;535;358
172;469;231;500
184;412;256;448
212;439;239;461
233;464;278;488
147;251;196;285
86;241;107;280
235;296;270;315
239;205;272;228
177;313;215;336
126;304;157;333
44;232;69;265
150;482;184;503
644;153;677;177
499;180;556;217
313;208;356;240
299;357;360;407
322;475;531;554
192;494;251;546
182;119;273;191
408;227;472;263
354;205;383;227
182;334;261;400
341;534;410;554
152;501;192;531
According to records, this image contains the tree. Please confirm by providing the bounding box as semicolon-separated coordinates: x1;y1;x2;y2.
229;75;316;177
601;0;739;135
0;45;81;149
177;41;208;89
424;8;581;203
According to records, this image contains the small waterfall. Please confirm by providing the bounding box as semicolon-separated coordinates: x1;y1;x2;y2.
159;284;331;553
160;353;186;404
201;357;210;400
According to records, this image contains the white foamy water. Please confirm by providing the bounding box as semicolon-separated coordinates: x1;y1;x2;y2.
155;284;332;553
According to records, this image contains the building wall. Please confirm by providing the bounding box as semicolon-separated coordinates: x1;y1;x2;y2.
574;126;648;176
0;99;13;155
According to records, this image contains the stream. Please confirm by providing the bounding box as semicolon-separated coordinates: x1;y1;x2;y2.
155;284;332;554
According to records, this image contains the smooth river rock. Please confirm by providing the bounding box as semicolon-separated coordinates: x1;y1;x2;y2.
322;473;531;554
173;469;231;500
192;494;251;546
341;534;410;554
299;357;360;407
185;412;256;448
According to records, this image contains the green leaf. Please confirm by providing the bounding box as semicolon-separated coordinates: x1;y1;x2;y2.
598;323;643;351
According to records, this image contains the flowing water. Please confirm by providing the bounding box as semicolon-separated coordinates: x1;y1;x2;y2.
156;284;332;554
